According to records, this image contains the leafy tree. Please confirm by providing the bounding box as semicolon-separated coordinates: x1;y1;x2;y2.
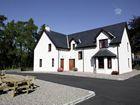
128;16;140;54
0;15;7;69
24;18;38;67
36;24;46;42
0;14;38;70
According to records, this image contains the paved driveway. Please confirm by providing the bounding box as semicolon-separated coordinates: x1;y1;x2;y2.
9;72;140;105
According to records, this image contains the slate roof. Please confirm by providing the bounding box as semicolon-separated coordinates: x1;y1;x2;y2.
93;49;116;58
44;30;68;49
68;22;127;48
40;22;127;49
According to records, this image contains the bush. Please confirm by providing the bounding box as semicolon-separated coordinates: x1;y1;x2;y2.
133;64;140;70
57;68;63;72
72;67;78;71
111;71;119;75
21;67;33;71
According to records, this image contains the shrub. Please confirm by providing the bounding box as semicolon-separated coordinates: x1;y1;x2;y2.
111;71;119;75
133;64;140;70
57;68;63;72
72;67;78;71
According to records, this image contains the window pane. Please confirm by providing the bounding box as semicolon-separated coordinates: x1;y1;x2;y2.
39;59;42;67
52;58;54;67
98;58;104;68
48;44;51;51
78;51;82;60
107;58;112;68
99;39;108;48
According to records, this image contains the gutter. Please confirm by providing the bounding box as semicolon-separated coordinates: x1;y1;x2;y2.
117;46;120;74
58;50;60;69
83;49;85;72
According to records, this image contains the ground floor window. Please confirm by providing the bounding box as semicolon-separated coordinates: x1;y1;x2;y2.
78;51;82;60
98;57;104;68
107;58;112;69
39;59;42;67
52;58;54;67
128;58;130;68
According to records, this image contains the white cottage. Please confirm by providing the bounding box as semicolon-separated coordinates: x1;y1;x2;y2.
34;22;132;74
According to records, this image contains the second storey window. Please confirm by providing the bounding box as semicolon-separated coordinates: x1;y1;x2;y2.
78;51;83;60
48;44;51;52
99;39;108;49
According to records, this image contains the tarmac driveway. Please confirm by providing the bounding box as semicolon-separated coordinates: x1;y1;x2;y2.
9;71;140;105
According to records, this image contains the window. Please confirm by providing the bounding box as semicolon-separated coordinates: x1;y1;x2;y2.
52;58;54;67
98;57;104;68
78;51;83;60
127;42;129;52
48;44;51;52
99;39;108;48
72;44;75;49
39;59;42;67
107;58;112;69
128;58;130;68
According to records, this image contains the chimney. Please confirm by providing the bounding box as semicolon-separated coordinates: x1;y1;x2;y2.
45;25;51;32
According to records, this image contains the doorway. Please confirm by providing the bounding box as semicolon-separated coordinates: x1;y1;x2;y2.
69;59;75;70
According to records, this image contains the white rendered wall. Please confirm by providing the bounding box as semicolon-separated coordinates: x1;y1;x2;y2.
83;32;118;74
59;40;83;72
59;32;118;74
34;32;58;72
118;28;132;74
34;29;132;74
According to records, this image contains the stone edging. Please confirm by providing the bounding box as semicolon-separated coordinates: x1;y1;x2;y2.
63;91;95;105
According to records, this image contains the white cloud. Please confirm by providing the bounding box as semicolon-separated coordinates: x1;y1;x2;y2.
114;8;122;15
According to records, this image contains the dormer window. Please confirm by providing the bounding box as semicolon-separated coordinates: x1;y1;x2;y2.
99;39;108;49
48;44;51;52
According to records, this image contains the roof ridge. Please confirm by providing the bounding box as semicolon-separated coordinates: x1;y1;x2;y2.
68;22;126;36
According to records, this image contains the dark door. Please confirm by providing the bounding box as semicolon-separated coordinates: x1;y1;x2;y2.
69;59;75;70
60;59;64;69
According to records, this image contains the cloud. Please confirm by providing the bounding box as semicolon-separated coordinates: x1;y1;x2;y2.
114;8;122;15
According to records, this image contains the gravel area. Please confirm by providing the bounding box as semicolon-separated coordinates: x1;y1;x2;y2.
0;79;95;105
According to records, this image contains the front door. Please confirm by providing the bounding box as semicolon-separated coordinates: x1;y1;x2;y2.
69;59;75;70
60;59;64;69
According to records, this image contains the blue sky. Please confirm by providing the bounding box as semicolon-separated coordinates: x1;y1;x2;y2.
0;0;140;34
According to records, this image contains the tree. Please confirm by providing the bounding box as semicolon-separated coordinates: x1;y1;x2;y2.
24;18;38;67
15;19;38;68
0;15;7;69
0;15;38;70
128;16;140;54
36;24;46;42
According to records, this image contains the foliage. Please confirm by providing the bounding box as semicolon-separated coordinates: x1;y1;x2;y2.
128;16;140;54
72;67;78;71
111;71;119;75
0;15;38;70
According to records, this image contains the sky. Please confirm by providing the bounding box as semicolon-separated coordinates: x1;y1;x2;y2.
0;0;140;34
